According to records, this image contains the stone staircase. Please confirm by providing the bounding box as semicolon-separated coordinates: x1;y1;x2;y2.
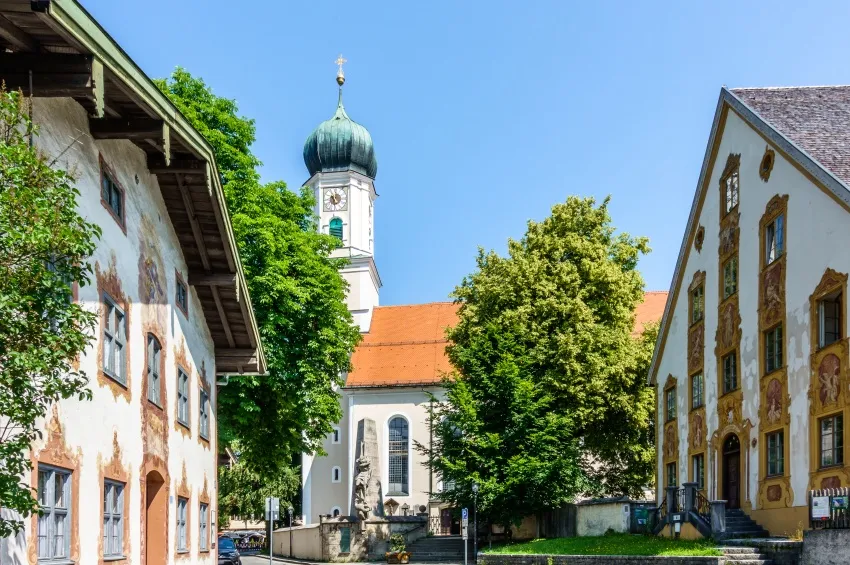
406;535;467;562
723;509;770;538
720;546;774;565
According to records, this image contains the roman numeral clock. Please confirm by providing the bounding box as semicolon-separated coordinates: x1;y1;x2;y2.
324;187;348;211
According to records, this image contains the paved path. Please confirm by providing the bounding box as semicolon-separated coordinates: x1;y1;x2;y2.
243;556;463;565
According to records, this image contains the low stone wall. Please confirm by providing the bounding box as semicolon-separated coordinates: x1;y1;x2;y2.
801;529;850;565
478;555;722;565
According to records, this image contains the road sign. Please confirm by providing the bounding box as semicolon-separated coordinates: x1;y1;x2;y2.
462;507;469;541
265;497;280;521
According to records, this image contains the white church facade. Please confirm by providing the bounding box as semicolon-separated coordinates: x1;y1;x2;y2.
299;68;669;528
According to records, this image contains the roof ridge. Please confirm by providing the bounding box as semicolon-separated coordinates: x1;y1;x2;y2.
732;84;850;91
375;301;456;309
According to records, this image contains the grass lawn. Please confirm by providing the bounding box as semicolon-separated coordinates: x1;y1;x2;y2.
481;533;721;557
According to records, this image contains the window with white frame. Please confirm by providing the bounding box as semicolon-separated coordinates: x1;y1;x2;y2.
199;502;209;551
765;214;784;266
332;466;341;483
37;465;71;562
200;389;210;440
176;497;188;552
819;291;842;349
332;426;341;444
387;417;409;495
177;368;190;427
102;293;127;385
103;480;124;559
146;334;162;406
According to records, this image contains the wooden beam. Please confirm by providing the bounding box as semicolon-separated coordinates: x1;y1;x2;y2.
176;173;210;271
211;286;236;348
148;157;206;175
89;117;164;140
0;14;37;51
0;53;97;96
189;272;237;287
216;349;258;358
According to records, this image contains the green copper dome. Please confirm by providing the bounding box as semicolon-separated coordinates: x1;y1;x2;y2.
303;90;377;179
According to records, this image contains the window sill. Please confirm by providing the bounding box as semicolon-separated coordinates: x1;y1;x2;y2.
102;371;128;389
147;399;163;410
765;473;784;479
386;492;410;497
177;419;190;430
176;550;189;555
819;463;844;471
103;555;127;562
690;405;704;412
200;434;210;443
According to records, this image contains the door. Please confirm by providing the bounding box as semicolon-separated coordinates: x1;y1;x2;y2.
145;471;167;565
440;508;452;535
722;434;741;509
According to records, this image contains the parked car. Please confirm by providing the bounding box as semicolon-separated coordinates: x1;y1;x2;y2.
218;536;242;565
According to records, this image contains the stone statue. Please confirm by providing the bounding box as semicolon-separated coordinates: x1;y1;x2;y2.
354;441;371;521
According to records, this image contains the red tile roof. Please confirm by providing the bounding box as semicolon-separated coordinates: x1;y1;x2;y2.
345;292;668;388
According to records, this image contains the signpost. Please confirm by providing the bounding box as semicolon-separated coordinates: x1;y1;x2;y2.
462;507;469;565
266;497;280;565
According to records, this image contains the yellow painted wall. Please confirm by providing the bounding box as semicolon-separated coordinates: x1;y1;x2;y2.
749;505;808;537
657;522;703;540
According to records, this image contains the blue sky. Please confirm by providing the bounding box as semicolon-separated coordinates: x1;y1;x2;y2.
85;1;850;305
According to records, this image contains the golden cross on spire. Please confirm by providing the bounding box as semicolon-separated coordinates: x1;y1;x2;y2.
335;54;347;86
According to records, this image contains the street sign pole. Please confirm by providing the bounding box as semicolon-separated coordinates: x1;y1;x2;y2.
462;508;469;565
266;497;280;565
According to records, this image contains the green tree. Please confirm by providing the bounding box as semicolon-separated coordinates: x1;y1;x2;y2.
155;69;361;475
422;196;656;530
218;452;299;528
0;90;101;536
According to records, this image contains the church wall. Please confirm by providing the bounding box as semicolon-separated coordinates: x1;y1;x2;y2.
305;387;444;525
1;97;218;565
655;105;850;533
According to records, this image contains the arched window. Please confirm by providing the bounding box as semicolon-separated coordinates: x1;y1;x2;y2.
329;217;343;241
332;466;341;483
388;416;409;495
331;507;341;517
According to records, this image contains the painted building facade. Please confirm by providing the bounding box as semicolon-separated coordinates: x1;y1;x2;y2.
0;2;265;564
650;85;850;536
300;71;669;527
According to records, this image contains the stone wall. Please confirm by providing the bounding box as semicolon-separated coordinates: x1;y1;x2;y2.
478;555;722;565
802;529;850;565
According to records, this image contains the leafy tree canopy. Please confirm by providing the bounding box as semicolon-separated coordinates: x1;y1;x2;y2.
156;69;361;475
0;90;100;536
423;196;657;529
218;448;299;529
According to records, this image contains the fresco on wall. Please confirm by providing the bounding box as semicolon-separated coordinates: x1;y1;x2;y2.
819;354;841;406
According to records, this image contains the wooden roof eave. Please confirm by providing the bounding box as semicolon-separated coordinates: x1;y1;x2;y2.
39;0;266;375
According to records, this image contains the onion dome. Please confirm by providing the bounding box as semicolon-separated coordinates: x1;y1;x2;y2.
303;86;378;180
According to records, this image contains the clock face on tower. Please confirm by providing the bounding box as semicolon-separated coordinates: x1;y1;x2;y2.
323;187;348;211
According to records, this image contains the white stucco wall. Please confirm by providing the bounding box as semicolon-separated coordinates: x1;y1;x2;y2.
304;387;445;524
655;107;850;511
1;97;218;565
576;502;630;537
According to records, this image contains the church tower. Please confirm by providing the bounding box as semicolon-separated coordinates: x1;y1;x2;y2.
303;58;380;331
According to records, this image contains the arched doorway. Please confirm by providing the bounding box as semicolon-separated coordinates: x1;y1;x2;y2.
145;471;167;565
722;434;741;509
